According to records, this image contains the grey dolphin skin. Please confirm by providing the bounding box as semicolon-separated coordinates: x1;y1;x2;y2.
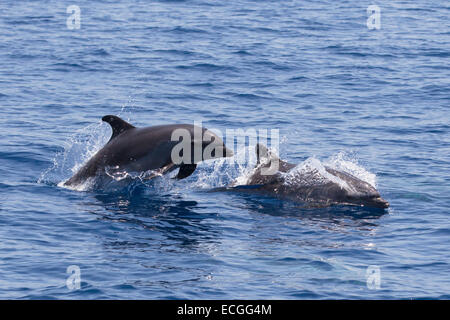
228;144;389;209
64;115;233;187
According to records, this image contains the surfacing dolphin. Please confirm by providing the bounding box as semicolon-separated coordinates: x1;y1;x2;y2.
63;115;233;187
223;144;389;209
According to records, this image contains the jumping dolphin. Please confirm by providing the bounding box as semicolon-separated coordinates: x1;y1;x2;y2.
63;115;233;187
225;144;389;209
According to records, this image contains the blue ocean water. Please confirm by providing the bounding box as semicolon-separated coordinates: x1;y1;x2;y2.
0;0;449;299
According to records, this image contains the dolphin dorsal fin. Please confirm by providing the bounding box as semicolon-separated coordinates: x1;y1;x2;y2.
256;143;280;165
102;115;135;141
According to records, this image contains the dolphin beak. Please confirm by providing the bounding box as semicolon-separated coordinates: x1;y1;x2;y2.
373;197;390;209
214;145;233;158
224;146;234;157
198;143;234;161
215;144;234;158
363;197;390;209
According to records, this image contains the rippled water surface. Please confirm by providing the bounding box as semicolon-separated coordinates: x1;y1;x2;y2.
0;0;449;299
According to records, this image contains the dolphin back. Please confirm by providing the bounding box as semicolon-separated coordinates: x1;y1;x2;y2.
231;144;390;209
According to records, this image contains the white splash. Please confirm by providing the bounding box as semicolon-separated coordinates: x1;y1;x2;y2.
57;176;96;192
324;151;377;187
38;110;134;191
39;120;108;190
192;146;255;188
283;157;352;190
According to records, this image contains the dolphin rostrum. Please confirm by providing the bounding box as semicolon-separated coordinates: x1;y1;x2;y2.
63;115;233;187
225;144;389;209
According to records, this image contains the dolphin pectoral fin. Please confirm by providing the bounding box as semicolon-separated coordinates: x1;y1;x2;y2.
142;163;175;180
255;143;282;166
256;143;269;165
102;115;136;142
175;164;197;180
